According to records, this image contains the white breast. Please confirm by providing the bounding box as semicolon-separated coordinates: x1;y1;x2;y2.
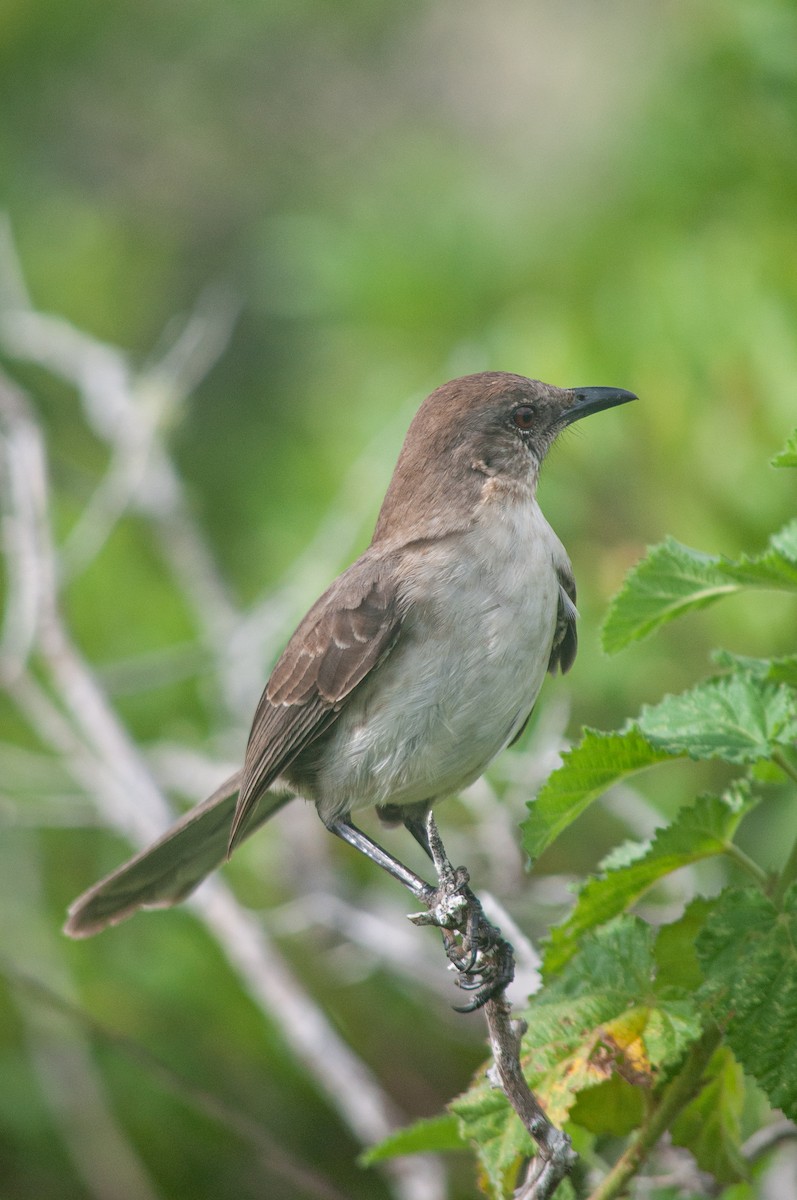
312;494;569;823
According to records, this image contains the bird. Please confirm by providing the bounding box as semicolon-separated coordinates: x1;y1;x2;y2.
66;372;635;1002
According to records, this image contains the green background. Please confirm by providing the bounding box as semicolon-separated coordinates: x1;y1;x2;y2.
0;1;795;1197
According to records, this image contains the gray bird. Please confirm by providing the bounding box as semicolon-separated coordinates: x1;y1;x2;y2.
66;372;635;1000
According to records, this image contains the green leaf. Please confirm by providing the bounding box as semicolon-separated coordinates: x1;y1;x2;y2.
449;1083;533;1199
771;428;797;467
719;519;797;591
522;728;677;860
603;521;797;652
713;649;797;691
360;1115;465;1165
602;538;738;653
697;885;797;1119
530;919;701;1103
453;919;701;1193
768;656;797;690
547;912;656;997
654;898;717;992
671;1046;748;1184
638;672;797;764
543;785;757;974
568;1074;644;1136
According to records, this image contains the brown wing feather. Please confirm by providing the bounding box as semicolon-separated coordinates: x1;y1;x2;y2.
548;563;578;675
228;561;402;850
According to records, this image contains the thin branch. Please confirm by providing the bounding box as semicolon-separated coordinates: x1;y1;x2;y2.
722;840;770;891
742;1118;797;1164
0;372;53;678
484;997;576;1200
271;890;453;996
773;748;797;788
412;812;575;1197
0;290;242;681
144;282;240;399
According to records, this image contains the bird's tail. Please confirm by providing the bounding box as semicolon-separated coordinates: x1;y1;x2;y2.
64;770;292;938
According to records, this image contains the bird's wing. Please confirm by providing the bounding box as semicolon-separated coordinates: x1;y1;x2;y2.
64;770;291;937
229;560;404;850
65;563;403;937
548;562;578;675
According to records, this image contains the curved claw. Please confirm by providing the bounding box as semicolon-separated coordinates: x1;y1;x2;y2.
455;975;483;991
449;944;480;974
452;975;506;1013
448;933;516;1010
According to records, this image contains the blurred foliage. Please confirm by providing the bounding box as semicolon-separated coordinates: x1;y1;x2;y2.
1;0;796;1198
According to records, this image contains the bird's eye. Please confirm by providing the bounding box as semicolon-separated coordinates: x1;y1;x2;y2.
512;405;535;431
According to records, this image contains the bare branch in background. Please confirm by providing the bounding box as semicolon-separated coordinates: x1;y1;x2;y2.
0;257;446;1200
270;889;455;998
0;298;243;654
0;372;53;679
0;225;423;730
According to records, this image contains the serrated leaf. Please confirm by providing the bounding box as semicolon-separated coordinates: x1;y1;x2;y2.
671;1046;748;1184
771;429;797;467
449;1083;533;1198
713;649;797;691
602;538;738;653
773;521;797;557
360;1114;464;1165
523;728;677;860
603;521;797;652
453;919;701;1192
543;785;758;974
533;920;701;1095
638;672;797;764
455;992;684;1138
697;885;797;1118
719;519;797;590
547;912;656;996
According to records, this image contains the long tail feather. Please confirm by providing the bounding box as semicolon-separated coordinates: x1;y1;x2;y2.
65;771;291;938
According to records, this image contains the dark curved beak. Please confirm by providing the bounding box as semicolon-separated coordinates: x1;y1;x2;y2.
560;386;637;426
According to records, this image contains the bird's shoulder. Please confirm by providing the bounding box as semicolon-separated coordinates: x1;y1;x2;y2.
233;554;407;839
266;551;407;708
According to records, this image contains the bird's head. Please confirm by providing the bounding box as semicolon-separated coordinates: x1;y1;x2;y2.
373;372;636;542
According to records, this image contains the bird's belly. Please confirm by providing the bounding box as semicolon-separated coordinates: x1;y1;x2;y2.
294;513;563;824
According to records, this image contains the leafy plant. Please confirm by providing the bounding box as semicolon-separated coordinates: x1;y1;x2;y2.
368;430;797;1197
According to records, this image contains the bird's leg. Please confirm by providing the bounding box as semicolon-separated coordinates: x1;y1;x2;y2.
406;812;515;1011
327;813;514;1011
401;812;435;861
326;818;435;902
